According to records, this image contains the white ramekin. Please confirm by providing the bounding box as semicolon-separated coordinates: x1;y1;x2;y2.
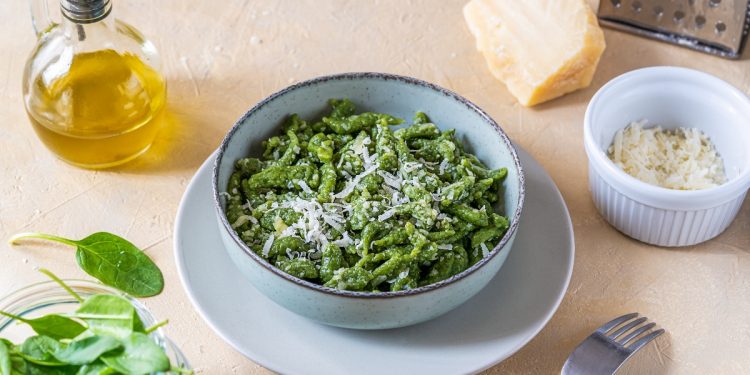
584;66;750;247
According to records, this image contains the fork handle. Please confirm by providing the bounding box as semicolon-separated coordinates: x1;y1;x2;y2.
561;337;624;375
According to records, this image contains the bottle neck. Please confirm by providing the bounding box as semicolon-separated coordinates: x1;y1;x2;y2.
59;0;114;42
61;0;112;24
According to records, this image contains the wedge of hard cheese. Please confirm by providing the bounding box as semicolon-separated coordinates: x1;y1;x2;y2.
463;0;606;106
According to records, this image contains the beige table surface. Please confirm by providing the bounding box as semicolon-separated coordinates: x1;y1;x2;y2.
1;0;749;374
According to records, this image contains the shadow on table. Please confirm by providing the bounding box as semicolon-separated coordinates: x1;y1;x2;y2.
108;106;220;176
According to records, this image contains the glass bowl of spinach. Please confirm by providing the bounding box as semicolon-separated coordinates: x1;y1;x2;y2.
0;279;190;374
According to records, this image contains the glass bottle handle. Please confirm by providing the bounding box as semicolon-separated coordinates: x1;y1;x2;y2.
28;0;56;38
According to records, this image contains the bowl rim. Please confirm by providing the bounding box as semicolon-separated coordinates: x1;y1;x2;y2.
584;66;750;209
212;72;525;299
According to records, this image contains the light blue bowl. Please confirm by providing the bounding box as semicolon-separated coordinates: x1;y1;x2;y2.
212;72;525;329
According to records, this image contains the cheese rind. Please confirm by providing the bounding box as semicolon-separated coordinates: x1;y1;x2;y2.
464;0;606;106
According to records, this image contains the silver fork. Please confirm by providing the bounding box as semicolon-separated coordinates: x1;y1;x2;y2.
561;313;665;375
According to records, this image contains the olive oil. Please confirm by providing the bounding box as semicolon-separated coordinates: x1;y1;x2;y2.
25;49;166;168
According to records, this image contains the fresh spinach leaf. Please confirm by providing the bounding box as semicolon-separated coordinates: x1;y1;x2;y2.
100;333;169;374
38;268;83;303
9;232;164;297
132;311;146;334
75;362;115;375
69;295;134;339
143;320;168;335
10;355;26;375
0;312;85;341
53;336;120;365
22;362;79;375
18;336;65;366
0;339;10;375
0;339;12;350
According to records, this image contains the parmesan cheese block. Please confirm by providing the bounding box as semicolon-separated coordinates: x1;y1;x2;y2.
463;0;606;106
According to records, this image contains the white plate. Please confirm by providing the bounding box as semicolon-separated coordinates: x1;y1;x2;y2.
174;147;574;374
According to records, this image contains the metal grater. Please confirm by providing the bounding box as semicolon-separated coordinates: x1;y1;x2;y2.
598;0;750;59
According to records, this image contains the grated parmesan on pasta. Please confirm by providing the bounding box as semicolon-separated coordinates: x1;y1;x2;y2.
607;121;727;190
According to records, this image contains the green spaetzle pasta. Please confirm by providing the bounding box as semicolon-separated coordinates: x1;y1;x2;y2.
225;99;509;292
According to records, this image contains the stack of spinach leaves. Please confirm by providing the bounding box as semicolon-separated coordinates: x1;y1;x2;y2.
1;232;187;375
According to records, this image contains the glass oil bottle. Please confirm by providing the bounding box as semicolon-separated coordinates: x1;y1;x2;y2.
23;0;166;168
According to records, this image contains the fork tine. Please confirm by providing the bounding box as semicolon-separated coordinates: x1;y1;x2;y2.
596;312;639;334
626;328;665;352
620;322;655;344
609;316;647;339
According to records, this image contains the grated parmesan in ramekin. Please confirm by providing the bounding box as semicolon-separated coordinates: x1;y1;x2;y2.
607;121;727;190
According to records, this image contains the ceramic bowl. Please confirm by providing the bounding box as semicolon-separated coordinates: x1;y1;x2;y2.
212;72;525;329
584;66;750;247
